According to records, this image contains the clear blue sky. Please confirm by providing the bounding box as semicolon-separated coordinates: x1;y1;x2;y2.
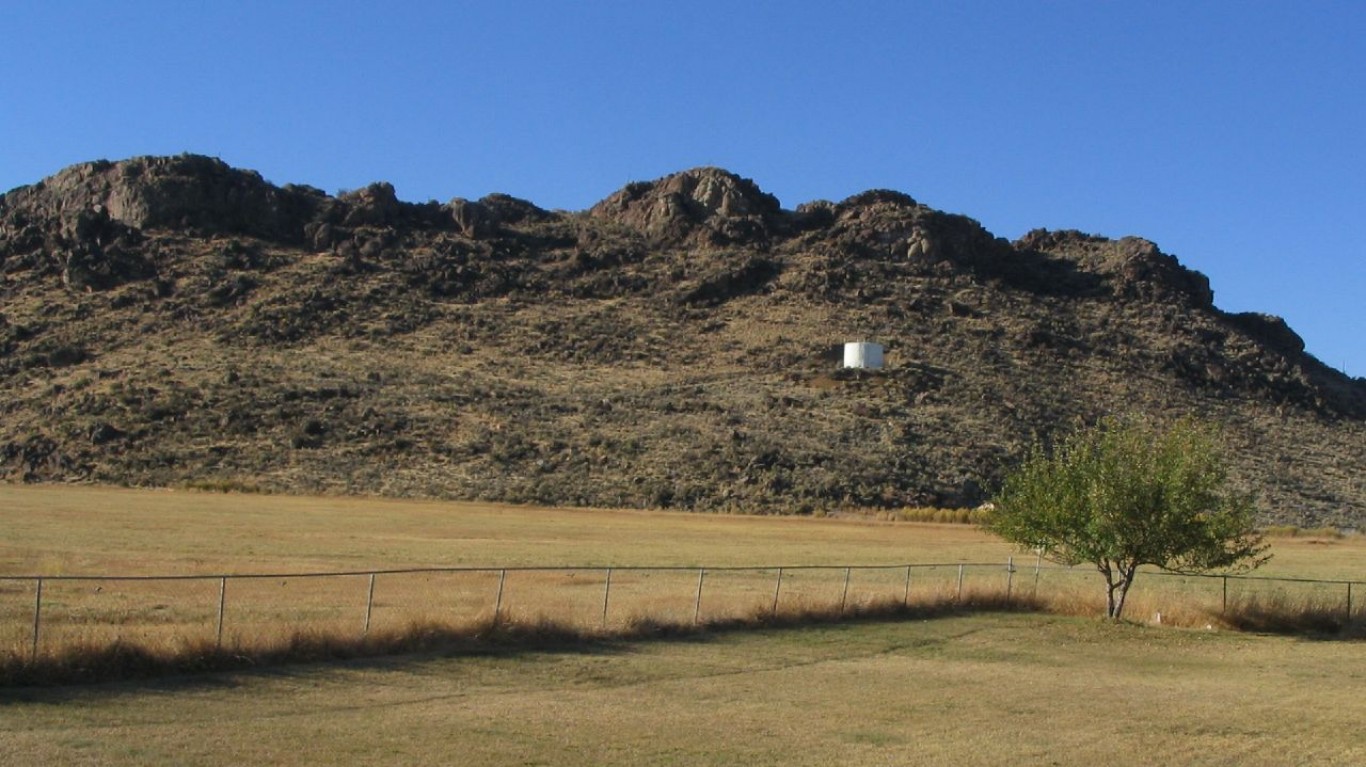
4;2;1363;376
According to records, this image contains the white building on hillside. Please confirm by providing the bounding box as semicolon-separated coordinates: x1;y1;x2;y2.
842;341;884;370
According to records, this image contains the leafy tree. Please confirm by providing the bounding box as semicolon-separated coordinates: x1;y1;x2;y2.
986;416;1269;620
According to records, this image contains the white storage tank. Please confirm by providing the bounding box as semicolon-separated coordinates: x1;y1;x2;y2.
842;341;884;370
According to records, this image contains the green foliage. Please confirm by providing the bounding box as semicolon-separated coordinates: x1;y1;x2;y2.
987;415;1269;619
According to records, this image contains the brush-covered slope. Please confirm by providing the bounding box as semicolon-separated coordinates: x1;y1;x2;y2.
1;155;1363;526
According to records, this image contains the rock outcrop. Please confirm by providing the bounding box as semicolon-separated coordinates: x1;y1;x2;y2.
589;167;784;246
1015;229;1215;307
0;155;325;243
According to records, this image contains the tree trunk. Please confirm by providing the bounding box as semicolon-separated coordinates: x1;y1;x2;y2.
1101;563;1118;619
1107;565;1139;620
1101;562;1138;620
1112;573;1133;620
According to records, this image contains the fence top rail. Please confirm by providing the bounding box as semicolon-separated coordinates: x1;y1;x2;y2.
0;561;1008;583
1033;562;1363;587
1;562;1358;586
1144;569;1362;587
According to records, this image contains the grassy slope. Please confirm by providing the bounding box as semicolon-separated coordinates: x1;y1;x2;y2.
4;158;1365;526
2;614;1362;766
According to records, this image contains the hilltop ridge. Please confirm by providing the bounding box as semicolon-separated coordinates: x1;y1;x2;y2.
1;155;1363;525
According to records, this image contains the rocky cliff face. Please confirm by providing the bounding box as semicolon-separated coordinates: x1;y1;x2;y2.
2;154;1363;526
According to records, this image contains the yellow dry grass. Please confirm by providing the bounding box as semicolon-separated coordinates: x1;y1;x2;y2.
6;484;1357;576
1;484;1362;662
0;484;1016;575
0;484;1015;663
2;614;1362;766
2;485;1364;764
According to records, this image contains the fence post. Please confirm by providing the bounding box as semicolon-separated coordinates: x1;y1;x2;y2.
31;577;43;663
1222;576;1228;614
840;567;851;616
1347;582;1354;622
903;565;912;608
363;573;377;637
1034;550;1042;594
216;577;227;649
494;569;506;622
956;564;965;602
771;568;784;617
693;568;706;625
601;568;613;629
1006;557;1014;603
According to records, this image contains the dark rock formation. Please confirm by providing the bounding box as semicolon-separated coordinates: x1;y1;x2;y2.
1226;312;1306;356
589;167;784;246
0;155;325;243
1015;229;1215;307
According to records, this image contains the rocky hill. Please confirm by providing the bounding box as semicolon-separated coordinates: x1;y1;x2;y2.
1;155;1363;526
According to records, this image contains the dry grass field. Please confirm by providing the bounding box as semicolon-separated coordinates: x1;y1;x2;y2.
0;485;1025;666
1;484;1364;765
4;484;1361;576
2;484;1363;659
0;484;1017;575
2;614;1362;766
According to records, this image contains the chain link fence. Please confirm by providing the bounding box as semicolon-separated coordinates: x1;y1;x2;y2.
2;560;1361;663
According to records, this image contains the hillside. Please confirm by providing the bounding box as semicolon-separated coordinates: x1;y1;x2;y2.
1;155;1363;526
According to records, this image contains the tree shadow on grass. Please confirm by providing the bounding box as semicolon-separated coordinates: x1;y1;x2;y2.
1;594;1046;698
